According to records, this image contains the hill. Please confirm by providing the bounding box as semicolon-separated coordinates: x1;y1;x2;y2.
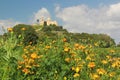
0;24;120;80
4;24;114;48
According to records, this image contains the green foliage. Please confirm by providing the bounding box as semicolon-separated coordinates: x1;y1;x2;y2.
27;24;116;48
37;25;116;48
0;23;119;79
41;25;68;32
117;42;120;47
0;32;21;80
0;33;120;80
13;24;39;45
64;32;116;48
23;33;38;45
0;29;120;80
13;24;35;35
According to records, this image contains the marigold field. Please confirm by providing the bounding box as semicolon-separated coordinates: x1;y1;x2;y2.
0;30;120;80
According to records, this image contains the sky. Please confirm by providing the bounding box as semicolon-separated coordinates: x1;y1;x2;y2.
0;0;120;44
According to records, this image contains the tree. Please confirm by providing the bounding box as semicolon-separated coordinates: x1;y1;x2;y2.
13;24;39;45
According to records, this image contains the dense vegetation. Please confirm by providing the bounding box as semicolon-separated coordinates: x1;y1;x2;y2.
3;24;115;47
0;24;119;80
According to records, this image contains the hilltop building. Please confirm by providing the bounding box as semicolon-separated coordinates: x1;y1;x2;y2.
36;17;58;26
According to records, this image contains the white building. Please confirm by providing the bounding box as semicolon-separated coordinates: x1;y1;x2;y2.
39;17;58;26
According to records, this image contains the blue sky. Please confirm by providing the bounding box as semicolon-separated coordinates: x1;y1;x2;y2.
0;0;119;22
0;0;120;43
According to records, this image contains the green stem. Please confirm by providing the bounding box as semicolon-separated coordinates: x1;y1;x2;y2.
2;63;8;80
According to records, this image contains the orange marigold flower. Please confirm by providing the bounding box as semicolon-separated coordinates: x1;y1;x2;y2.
106;55;111;59
63;38;67;42
73;73;80;78
74;43;79;48
101;60;108;64
22;54;27;59
21;27;26;31
86;56;92;61
96;68;106;75
88;62;96;68
7;27;13;32
70;52;76;57
31;53;38;59
65;57;70;63
17;65;22;69
22;68;30;74
72;66;75;71
64;47;70;52
75;58;81;62
111;61;119;68
91;73;100;80
28;59;34;64
26;65;32;68
45;45;51;49
109;72;116;77
75;67;80;73
23;48;27;52
79;45;85;50
110;49;115;53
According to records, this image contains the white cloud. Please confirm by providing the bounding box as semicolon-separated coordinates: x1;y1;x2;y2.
32;8;51;23
56;3;120;43
0;19;21;34
0;8;51;34
107;3;120;20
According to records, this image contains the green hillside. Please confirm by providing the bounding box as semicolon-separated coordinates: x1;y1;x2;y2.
0;24;120;80
7;24;115;48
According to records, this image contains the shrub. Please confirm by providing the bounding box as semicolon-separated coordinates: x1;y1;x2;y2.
117;42;120;47
13;24;39;45
23;32;38;45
